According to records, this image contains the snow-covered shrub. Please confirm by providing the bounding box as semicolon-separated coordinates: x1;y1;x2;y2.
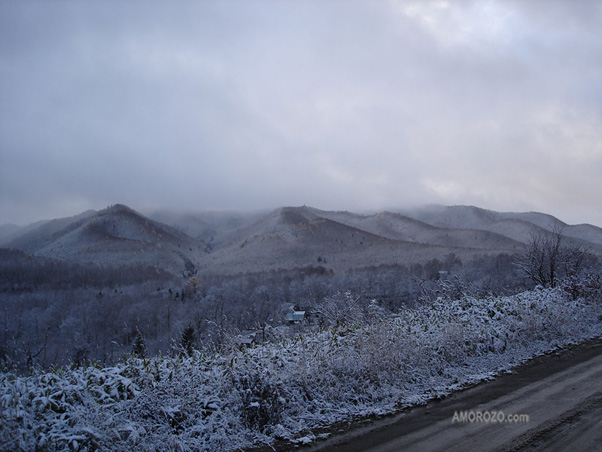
311;290;364;327
235;371;286;433
2;285;601;451
560;270;602;302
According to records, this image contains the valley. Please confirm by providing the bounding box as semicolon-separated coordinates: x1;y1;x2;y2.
1;203;602;451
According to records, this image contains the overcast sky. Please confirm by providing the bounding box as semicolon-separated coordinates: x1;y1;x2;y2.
1;0;602;227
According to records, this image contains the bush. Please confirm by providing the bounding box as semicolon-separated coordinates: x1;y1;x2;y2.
235;372;286;433
2;285;602;451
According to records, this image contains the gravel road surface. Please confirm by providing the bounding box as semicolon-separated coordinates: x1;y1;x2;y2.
306;337;602;452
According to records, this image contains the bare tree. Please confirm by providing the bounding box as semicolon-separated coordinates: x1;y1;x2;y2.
514;225;587;288
311;291;364;327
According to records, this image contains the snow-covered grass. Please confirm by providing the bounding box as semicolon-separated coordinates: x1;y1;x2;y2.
2;286;602;451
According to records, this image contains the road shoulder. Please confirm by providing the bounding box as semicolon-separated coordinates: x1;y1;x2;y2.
302;335;602;452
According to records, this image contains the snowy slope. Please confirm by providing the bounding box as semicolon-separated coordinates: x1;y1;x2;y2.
401;205;602;252
147;208;266;244
310;207;522;250
200;206;500;273
5;203;602;276
5;204;203;276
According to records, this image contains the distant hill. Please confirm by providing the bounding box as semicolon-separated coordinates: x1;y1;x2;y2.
0;223;26;246
198;206;522;274
306;207;522;250
0;212;97;247
146;208;266;248
4;203;602;277
5;204;203;277
399;205;602;252
6;210;97;251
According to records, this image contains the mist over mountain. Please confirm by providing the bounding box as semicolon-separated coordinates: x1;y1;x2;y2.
147;208;267;247
399;205;602;250
3;203;602;277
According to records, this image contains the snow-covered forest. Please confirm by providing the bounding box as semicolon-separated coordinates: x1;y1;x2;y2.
1;249;517;371
2;278;602;451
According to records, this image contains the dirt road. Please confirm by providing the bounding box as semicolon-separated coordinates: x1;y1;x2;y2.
307;337;602;452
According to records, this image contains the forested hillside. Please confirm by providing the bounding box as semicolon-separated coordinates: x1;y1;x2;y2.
2;203;601;371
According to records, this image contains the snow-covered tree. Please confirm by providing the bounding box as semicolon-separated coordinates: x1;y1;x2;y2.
514;226;588;288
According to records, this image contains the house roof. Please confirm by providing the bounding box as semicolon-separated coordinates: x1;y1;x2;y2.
286;311;306;321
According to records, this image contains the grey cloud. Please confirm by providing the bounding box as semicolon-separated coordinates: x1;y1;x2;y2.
1;1;601;226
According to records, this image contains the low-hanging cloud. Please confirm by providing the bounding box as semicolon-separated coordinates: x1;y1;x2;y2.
1;0;601;226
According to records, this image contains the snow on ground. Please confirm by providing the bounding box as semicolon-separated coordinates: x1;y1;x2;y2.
2;286;602;451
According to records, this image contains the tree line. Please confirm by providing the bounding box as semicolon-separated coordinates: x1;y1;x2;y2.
0;248;172;292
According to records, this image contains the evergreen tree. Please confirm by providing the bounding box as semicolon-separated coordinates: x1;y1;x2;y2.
180;326;196;356
132;329;146;358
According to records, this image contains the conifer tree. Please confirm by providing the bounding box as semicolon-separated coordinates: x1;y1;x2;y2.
132;329;146;358
180;326;196;356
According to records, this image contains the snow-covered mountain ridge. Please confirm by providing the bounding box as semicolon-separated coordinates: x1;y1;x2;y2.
3;203;602;275
2;204;203;277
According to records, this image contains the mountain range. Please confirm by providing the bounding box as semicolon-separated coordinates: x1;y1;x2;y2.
2;204;602;277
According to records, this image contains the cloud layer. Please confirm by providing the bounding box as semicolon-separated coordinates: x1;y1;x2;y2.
1;1;601;226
